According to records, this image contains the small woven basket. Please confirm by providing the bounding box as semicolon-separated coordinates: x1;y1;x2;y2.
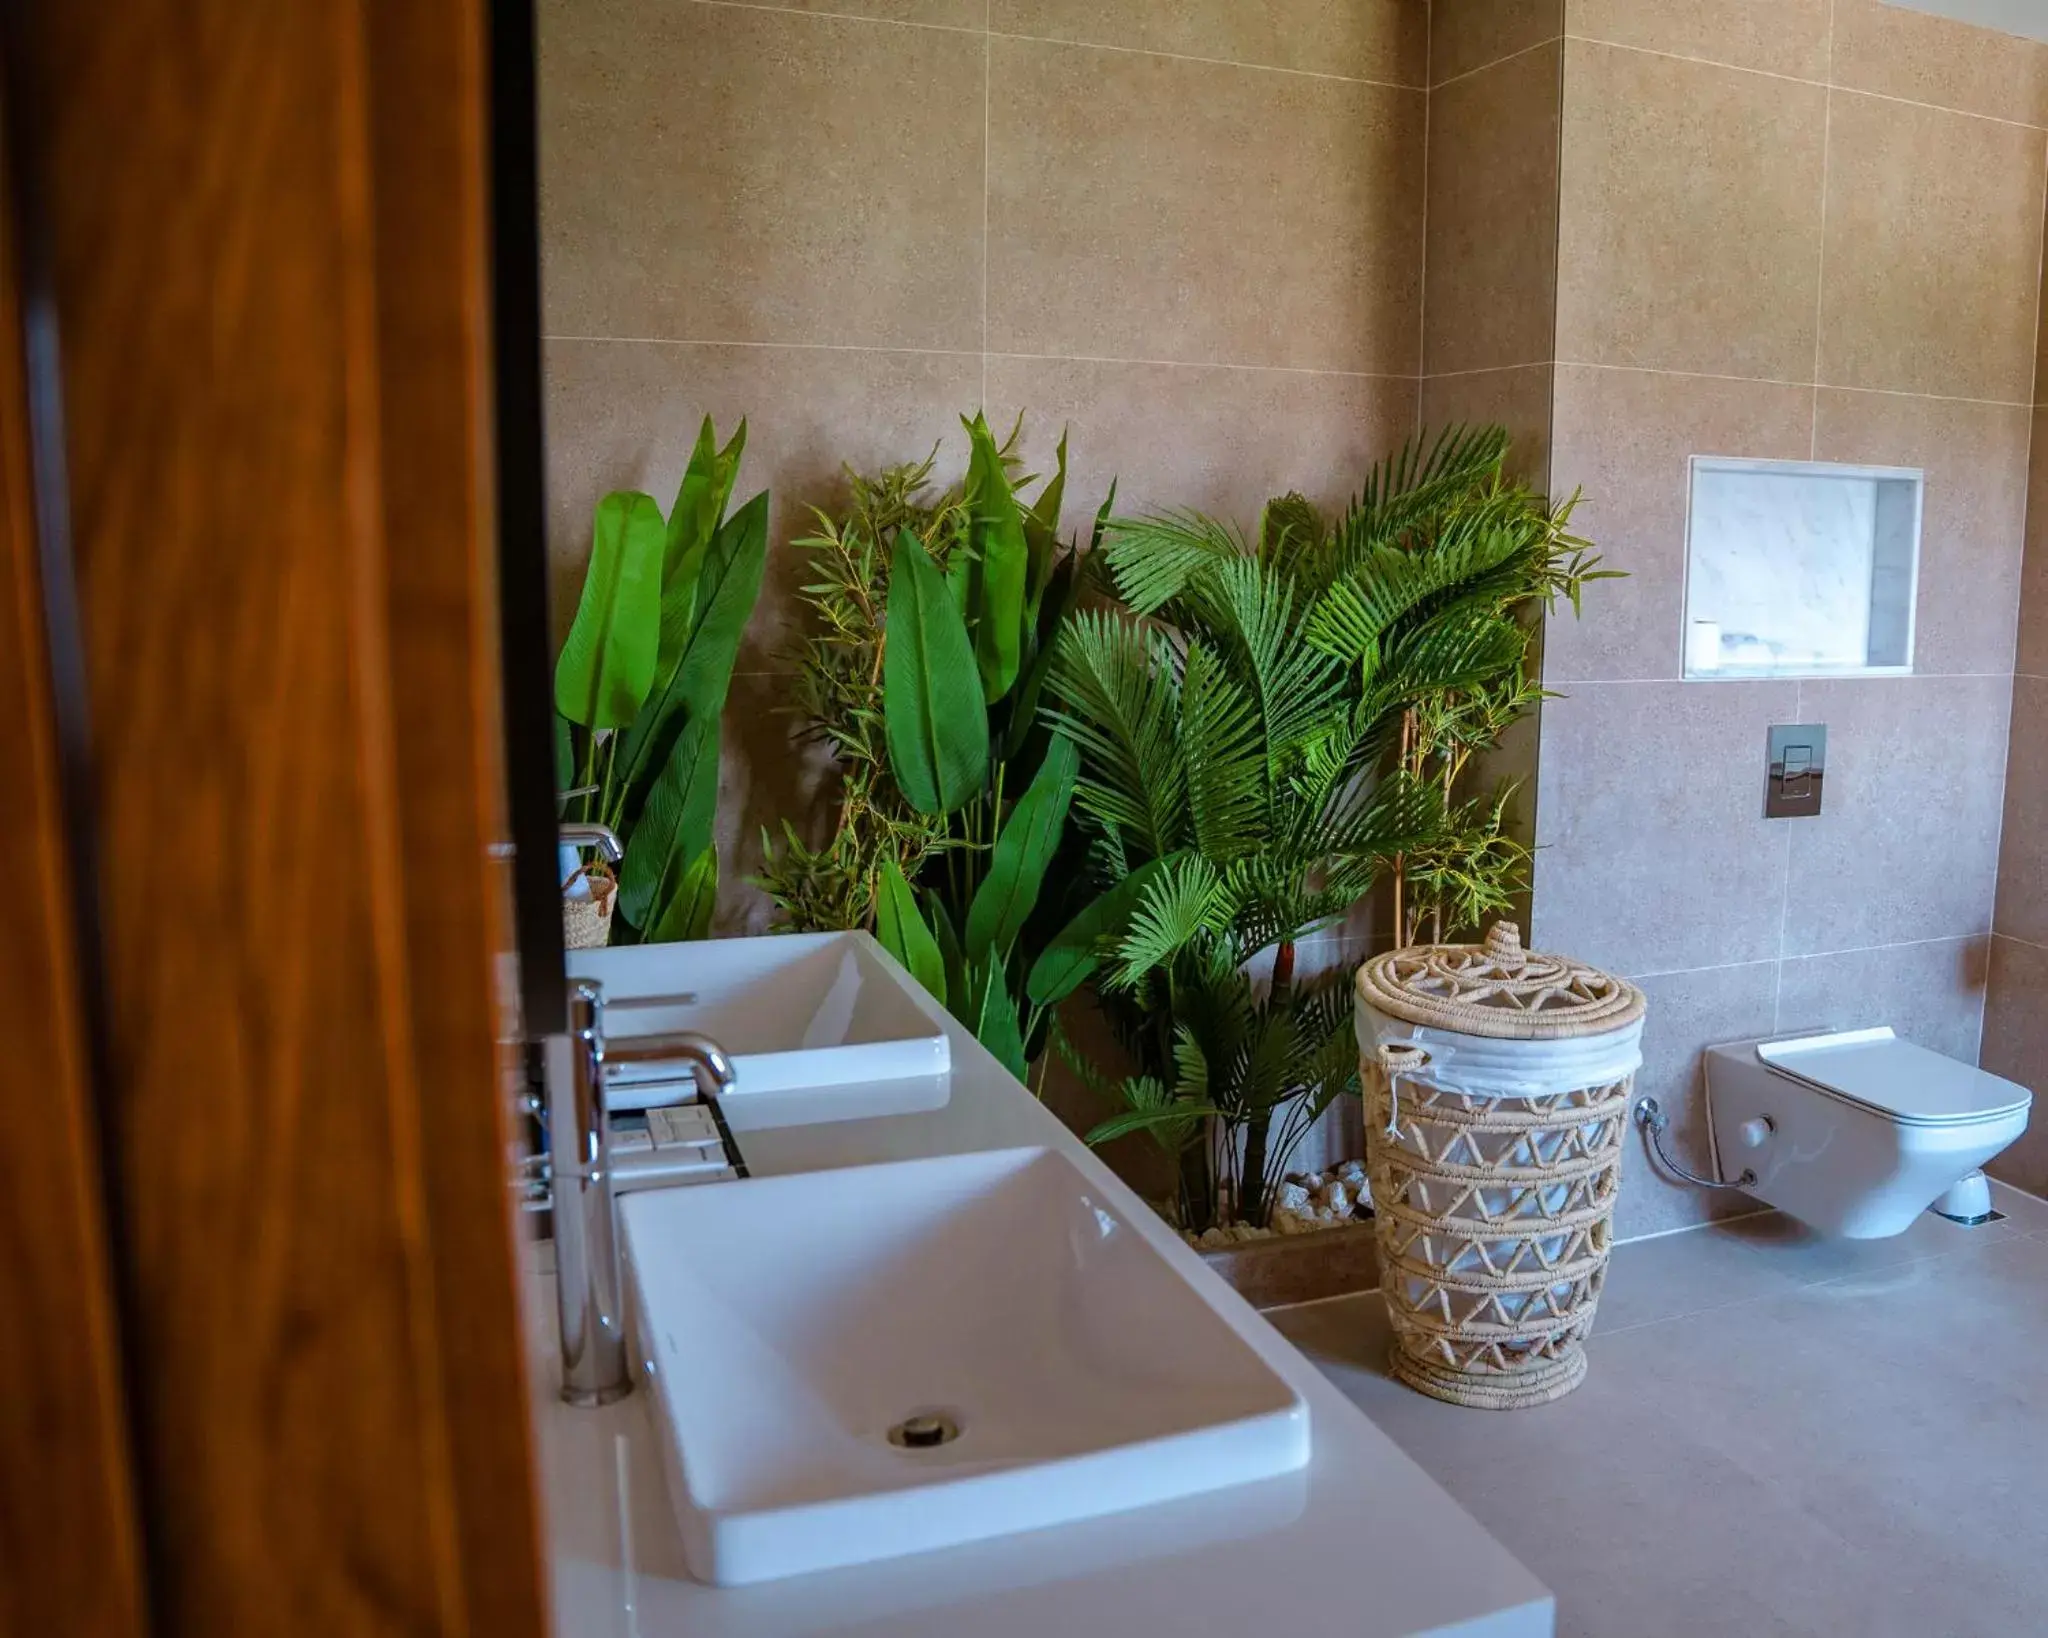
1356;923;1645;1410
562;870;616;951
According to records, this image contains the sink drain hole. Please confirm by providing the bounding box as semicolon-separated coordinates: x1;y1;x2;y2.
887;1411;961;1450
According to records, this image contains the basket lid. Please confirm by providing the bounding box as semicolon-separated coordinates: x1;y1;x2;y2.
1356;922;1645;1041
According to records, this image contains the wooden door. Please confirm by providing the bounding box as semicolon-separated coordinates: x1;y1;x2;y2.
0;78;151;1638
0;2;552;1633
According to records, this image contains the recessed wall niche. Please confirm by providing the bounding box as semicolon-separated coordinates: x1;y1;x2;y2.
1682;457;1924;680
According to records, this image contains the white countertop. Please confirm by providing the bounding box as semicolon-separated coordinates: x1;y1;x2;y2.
532;941;1554;1638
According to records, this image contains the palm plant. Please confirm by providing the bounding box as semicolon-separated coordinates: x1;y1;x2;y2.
1028;426;1609;1231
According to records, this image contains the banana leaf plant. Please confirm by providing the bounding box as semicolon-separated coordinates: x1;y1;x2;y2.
554;416;768;944
1029;426;1611;1231
762;413;1113;1078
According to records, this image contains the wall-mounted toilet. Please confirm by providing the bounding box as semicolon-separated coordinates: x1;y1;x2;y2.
1703;1028;2032;1239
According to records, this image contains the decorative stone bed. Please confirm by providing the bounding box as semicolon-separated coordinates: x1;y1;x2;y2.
1186;1160;1381;1309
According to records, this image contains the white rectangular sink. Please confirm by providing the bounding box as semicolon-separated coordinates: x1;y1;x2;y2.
571;931;950;1103
620;1146;1310;1586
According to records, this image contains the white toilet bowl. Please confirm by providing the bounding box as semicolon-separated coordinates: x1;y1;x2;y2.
1703;1028;2032;1239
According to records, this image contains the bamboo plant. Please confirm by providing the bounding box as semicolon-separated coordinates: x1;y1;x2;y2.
553;416;768;943
758;414;1113;1077
1029;426;1611;1231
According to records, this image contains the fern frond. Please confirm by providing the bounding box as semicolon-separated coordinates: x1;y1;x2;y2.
1100;510;1249;615
1044;611;1189;857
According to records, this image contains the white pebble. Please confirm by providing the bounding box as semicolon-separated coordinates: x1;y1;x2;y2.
1323;1180;1352;1218
1276;1181;1312;1215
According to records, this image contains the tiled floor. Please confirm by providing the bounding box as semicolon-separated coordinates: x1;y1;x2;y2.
1269;1184;2048;1638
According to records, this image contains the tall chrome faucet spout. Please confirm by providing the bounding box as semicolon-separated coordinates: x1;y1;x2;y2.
548;977;737;1407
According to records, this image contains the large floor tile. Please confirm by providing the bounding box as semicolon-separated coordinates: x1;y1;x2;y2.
987;36;1424;373
1555;40;1826;381
1782;676;2009;957
1595;1212;1800;1332
1531;680;1797;976
990;0;1429;84
538;0;986;349
1277;1225;2048;1638
1818;90;2046;405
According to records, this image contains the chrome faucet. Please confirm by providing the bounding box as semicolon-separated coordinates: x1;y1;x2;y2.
552;977;737;1406
558;819;624;868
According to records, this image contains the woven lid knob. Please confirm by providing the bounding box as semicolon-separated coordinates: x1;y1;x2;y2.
1483;921;1526;972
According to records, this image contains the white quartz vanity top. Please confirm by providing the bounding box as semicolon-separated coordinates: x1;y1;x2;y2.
530;943;1554;1638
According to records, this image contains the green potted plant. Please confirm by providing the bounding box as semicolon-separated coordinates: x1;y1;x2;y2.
553;416;768;945
1031;427;1612;1232
758;413;1114;1077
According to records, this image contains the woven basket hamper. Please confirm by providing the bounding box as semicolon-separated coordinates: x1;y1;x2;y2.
1355;923;1646;1410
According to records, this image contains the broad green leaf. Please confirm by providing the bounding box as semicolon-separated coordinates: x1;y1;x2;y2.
552;713;576;811
926;893;969;1018
962;413;1030;703
1025;853;1176;1007
554;491;665;728
1022;427;1068;622
611;490;769;826
884;531;989;816
1005;550;1084;760
617;715;720;929
964;949;1027;1082
655;417;747;678
646;846;718;943
875;860;947;1002
966;737;1078;961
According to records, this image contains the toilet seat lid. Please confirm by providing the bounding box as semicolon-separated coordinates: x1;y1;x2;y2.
1756;1028;2033;1126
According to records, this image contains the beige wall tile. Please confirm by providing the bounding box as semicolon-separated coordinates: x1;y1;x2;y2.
1544;366;1814;683
1424;43;1561;377
537;1;985;348
1432;0;1563;87
1531;679;1798;975
1832;0;2048;129
1813;389;2032;677
990;0;1429;84
985;354;1420;537
1775;937;1989;1063
1565;0;1830;81
988;38;1424;372
541;338;982;658
1555;41;1827;380
1984;934;2048;1191
2020;411;2048;678
1818;92;2046;403
1783;676;2012;956
1421;364;1555;489
1996;675;2048;945
1621;962;1783;1238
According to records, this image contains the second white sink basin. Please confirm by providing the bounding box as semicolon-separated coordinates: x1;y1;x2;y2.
620;1146;1310;1586
572;930;950;1102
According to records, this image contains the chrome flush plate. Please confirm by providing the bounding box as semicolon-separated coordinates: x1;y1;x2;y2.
1765;723;1827;818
